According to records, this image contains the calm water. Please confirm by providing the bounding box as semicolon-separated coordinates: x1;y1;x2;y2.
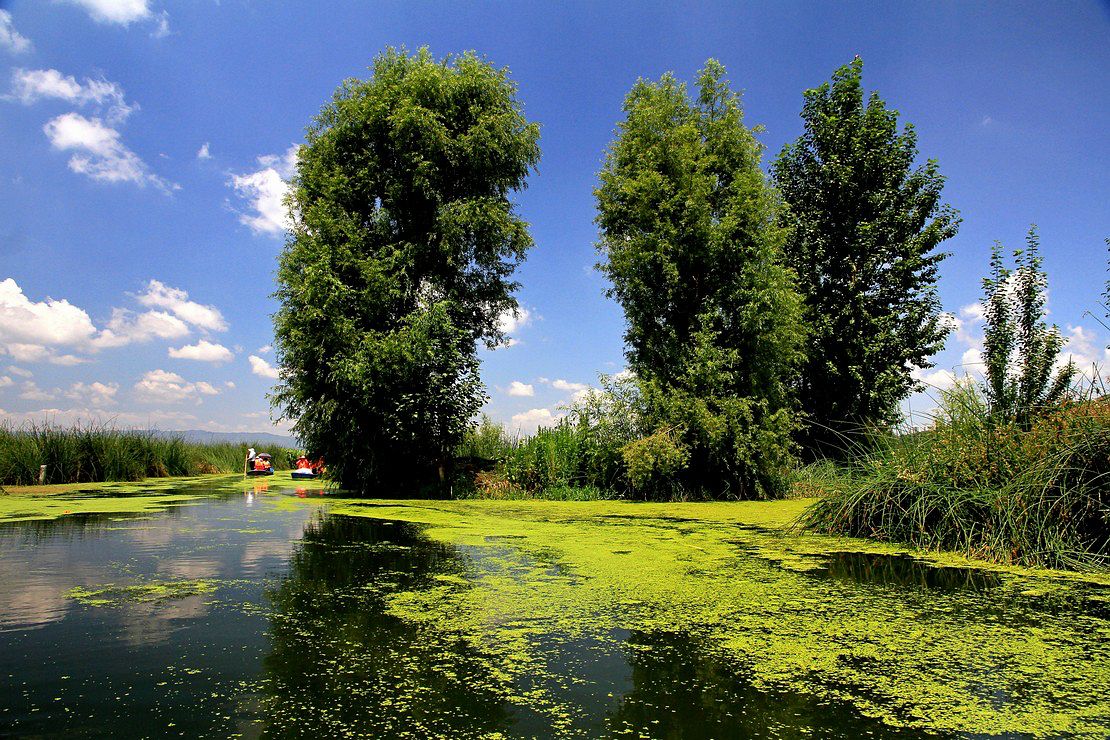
0;485;1104;738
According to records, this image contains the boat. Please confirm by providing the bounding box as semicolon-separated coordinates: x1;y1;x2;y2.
247;468;275;477
291;470;317;480
246;452;275;476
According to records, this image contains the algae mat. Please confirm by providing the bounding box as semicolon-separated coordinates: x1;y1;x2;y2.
278;496;1110;737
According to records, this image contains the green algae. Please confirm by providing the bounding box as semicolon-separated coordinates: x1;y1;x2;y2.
273;497;1110;737
66;579;217;606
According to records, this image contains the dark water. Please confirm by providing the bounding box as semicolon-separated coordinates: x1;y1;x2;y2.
0;487;1098;738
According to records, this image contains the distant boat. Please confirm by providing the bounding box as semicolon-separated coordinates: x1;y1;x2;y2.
291;470;317;480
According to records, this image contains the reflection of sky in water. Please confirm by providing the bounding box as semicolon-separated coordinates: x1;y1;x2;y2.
0;491;314;737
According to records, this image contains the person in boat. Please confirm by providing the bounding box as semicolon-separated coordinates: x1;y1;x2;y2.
293;454;314;477
253;456;269;472
311;457;326;476
246;447;257;468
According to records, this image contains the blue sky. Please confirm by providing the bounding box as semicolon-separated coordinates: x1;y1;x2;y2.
0;0;1107;435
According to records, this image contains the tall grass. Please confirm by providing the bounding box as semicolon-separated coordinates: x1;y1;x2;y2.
802;382;1110;570
0;422;295;487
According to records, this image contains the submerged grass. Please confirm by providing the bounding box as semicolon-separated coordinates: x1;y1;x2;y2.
0;422;295;487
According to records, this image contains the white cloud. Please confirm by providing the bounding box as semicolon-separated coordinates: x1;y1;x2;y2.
1059;324;1109;379
43;112;174;191
551;378;588;393
911;367;958;392
257;344;272;354
134;369;219;404
230;145;298;235
63;0;153;25
510;407;560;433
0;278;100;362
6;365;32;378
137;280;227;331
10;68;136;122
506;381;534;397
0;10;32;54
67;381;118;406
0;375;11;388
168;339;233;364
248;355;279;380
196;142;211;160
150;10;170;38
19;381;56;402
495;305;532;347
93;308;189;349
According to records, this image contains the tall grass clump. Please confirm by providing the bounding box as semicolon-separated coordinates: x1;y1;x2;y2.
0;422;293;487
802;383;1109;569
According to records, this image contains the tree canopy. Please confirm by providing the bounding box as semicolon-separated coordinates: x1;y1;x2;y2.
596;60;806;499
273;47;540;493
772;58;959;453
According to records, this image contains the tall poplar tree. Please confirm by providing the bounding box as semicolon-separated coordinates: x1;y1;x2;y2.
596;60;806;499
773;58;959;453
273;48;540;493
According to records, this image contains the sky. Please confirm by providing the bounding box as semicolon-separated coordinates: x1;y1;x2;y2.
0;0;1107;436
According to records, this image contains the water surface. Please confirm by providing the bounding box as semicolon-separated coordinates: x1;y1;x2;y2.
1;483;1107;738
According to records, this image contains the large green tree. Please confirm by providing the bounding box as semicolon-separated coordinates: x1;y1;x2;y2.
596;60;806;499
772;58;959;453
273;48;540;493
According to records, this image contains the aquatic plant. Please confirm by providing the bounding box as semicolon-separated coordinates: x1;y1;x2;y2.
0;422;293;487
803;384;1110;569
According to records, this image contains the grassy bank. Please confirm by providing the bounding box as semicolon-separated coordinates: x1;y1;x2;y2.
802;388;1109;570
0;423;295;488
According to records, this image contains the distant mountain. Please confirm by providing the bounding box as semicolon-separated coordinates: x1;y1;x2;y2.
158;430;299;448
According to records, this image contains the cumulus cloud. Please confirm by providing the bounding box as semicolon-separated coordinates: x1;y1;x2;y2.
93;308;189;349
19;381;56;402
43;112;174;191
168;339;233;364
230;145;298;235
134;369;219;404
67;381;118;406
0;10;32;54
551;379;588;393
1;278;233;363
63;0;154;25
495;305;532;347
510;407;560;433
0;375;12;388
136;280;227;332
10;68;136;122
196;142;211;160
6;365;32;378
911;367;958;392
506;381;534;397
248;355;279;380
0;278;99;348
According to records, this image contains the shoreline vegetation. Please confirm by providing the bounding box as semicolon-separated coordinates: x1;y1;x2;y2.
0;423;295;489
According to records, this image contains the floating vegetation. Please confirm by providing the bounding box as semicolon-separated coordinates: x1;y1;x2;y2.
66;579;218;607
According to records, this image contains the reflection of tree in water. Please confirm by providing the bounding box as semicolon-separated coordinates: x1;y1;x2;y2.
604;631;940;739
817;552;1000;592
258;513;512;738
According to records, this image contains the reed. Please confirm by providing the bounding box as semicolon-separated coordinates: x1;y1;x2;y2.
801;382;1110;570
0;422;294;487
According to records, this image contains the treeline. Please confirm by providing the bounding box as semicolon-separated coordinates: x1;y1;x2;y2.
0;422;293;487
269;47;1106;526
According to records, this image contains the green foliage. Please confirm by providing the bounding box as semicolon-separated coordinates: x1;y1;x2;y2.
981;226;1076;428
272;47;540;494
0;422;292;486
595;60;806;499
803;383;1110;570
620;427;689;496
772;58;959;453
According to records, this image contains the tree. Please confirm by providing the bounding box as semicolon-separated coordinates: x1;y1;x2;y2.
772;58;960;453
273;48;540;493
981;226;1075;428
596;60;806;499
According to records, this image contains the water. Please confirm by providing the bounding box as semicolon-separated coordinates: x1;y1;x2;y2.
0;484;1106;738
